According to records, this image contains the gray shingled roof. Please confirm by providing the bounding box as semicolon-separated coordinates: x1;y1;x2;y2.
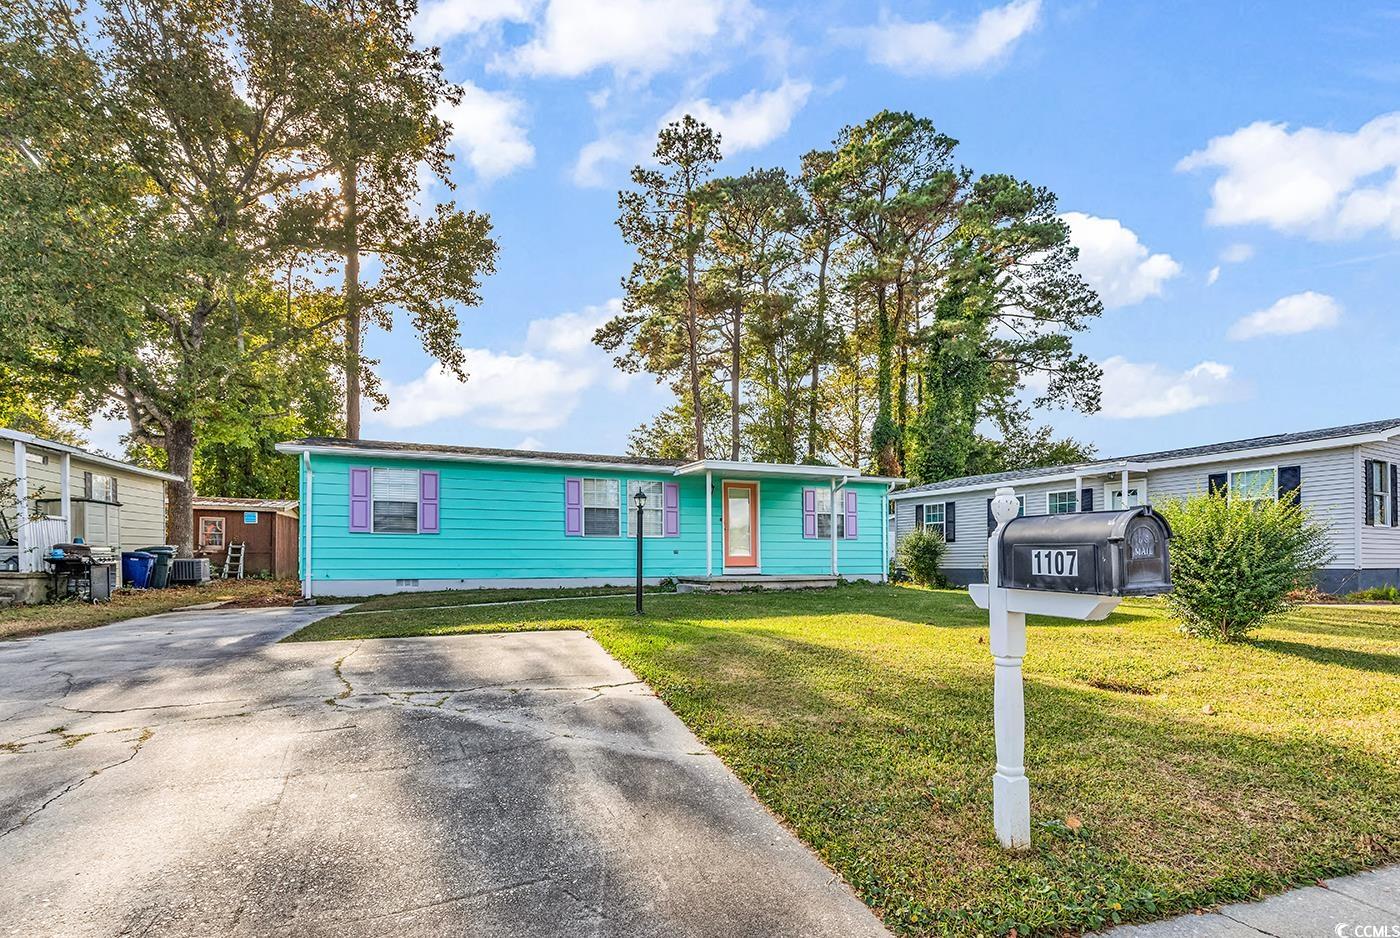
285;437;686;468
898;417;1400;496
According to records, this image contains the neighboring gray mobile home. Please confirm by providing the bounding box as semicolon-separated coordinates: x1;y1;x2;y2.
890;418;1400;594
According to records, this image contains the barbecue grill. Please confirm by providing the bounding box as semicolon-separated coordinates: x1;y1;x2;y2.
43;543;113;602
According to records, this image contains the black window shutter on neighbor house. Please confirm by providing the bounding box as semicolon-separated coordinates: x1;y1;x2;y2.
945;502;956;542
1278;466;1301;505
1080;487;1094;512
1392;465;1398;527
987;498;995;535
1207;472;1228;496
83;471;93;499
914;504;924;529
1364;460;1375;525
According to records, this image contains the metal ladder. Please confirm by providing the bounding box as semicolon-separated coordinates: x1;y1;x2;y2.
222;542;246;579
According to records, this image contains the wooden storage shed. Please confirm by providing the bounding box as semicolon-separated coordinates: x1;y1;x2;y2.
192;498;299;578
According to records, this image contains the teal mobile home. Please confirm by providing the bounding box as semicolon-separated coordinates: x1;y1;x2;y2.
276;438;903;597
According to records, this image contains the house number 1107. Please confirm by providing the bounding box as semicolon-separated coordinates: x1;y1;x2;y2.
1031;548;1078;577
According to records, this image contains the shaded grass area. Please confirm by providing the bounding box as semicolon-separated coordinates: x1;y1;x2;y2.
287;584;1400;935
1;578;301;640
317;583;667;611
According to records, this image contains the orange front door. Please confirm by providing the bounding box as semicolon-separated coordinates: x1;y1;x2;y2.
722;482;759;568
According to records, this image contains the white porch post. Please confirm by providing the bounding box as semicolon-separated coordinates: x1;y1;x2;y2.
1120;466;1129;508
705;470;713;577
1073;474;1082;512
829;477;838;576
987;486;1029;848
13;440;29;572
60;452;71;538
302;452;314;600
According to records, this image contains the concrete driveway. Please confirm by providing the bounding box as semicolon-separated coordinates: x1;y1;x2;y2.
0;606;888;938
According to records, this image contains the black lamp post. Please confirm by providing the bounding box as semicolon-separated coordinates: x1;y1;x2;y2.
633;487;647;614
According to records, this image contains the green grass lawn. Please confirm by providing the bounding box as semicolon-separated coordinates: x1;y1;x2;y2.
287;584;1400;935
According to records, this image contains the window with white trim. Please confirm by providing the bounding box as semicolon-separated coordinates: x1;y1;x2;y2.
814;488;846;539
921;502;945;538
1369;461;1390;527
1048;490;1077;515
200;517;225;547
372;467;420;533
1229;468;1277;504
627;480;664;537
582;478;621;536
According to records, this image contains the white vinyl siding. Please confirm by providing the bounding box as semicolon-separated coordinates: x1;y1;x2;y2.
1359;439;1400;566
1;452;167;552
894;443;1362;574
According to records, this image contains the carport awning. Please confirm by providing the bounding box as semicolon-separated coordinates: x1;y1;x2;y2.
672;458;903;484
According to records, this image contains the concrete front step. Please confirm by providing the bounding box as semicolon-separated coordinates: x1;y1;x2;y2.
676;575;839;593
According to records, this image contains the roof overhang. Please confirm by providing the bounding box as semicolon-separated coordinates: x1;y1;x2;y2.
275;441;681;475
673;458;904;485
0;427;184;483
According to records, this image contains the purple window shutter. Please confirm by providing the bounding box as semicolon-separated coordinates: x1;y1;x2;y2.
419;471;440;534
564;478;583;536
348;467;371;532
802;488;817;538
845;490;859;539
663;482;680;537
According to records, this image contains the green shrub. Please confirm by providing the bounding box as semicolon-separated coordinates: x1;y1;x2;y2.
1345;584;1400;603
897;528;949;587
1156;494;1330;642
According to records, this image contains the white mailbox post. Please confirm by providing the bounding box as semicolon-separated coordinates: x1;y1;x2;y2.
969;486;1174;848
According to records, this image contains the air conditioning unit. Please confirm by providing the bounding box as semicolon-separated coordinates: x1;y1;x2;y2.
170;557;211;585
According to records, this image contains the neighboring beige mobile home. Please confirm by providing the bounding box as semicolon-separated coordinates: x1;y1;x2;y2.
1;427;181;572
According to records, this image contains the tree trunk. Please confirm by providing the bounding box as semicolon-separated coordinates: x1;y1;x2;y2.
343;161;362;440
165;419;197;557
807;237;829;463
684;227;707;460
871;282;899;476
730;300;741;460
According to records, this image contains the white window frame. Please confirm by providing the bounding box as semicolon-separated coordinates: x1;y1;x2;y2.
1228;465;1279;505
627;480;665;538
920;501;945;539
814;487;846;539
1105;484;1143;510
1047;490;1078;515
581;477;621;537
1368;460;1390;527
371;467;421;534
199;516;225;548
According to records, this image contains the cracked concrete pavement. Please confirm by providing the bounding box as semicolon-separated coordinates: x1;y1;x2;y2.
0;606;889;937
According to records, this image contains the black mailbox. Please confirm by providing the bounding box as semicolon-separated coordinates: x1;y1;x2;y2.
998;507;1172;596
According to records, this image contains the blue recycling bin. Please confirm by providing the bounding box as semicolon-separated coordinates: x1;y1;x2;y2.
121;551;156;589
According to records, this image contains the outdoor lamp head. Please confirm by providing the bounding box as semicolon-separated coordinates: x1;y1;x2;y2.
634;489;648;506
991;487;1020;526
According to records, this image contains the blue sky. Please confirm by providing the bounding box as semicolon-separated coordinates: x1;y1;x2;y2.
85;1;1400;461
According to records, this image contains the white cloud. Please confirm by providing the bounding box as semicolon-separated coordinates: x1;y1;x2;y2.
504;0;749;78
844;0;1040;76
664;80;812;153
515;436;544;451
1061;212;1182;308
1220;242;1255;263
413;0;534;45
1098;357;1241;419
376;299;631;431
437;82;534;180
1228;291;1342;341
573;79;811;187
1206;265;1221;286
1178;112;1400;240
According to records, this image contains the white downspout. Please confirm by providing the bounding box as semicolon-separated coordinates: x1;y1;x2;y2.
705;469;713;577
830;477;840;577
302;451;314;600
60;452;71;542
882;483;892;583
13;441;29;572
